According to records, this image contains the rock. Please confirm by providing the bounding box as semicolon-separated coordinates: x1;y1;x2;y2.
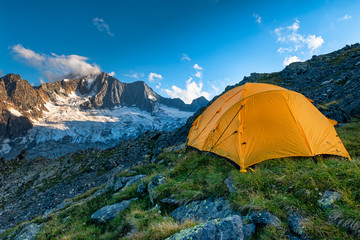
42;200;73;219
151;174;166;186
13;223;42;240
91;198;137;223
248;211;281;228
113;177;128;192
170;143;186;152
148;174;166;205
288;211;307;238
137;183;147;195
114;174;146;192
225;177;237;193
160;197;182;206
243;223;256;240
171;198;240;223
105;174;115;190
166;215;244;240
91;188;107;199
318;190;342;210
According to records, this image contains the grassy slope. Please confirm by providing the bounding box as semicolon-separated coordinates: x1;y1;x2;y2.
1;120;359;240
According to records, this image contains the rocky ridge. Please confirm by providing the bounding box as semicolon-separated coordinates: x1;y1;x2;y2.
230;43;360;122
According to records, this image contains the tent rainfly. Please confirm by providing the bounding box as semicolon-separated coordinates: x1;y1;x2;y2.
187;83;351;172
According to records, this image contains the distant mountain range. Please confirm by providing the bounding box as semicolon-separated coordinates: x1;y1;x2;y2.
0;73;208;159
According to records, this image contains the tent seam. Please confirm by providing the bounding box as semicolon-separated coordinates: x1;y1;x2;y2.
283;92;314;156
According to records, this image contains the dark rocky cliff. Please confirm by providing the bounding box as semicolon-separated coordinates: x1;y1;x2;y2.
225;43;360;122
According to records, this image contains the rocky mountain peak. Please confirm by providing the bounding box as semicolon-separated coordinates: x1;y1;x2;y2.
0;72;208;159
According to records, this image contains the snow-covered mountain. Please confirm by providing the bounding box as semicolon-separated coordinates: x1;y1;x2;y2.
0;73;208;159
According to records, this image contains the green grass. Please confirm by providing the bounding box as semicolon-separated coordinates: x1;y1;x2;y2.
2;120;360;239
317;99;343;110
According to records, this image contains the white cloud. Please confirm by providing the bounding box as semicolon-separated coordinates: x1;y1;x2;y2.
108;71;116;77
305;35;324;51
164;77;210;104
39;77;44;84
92;17;114;36
194;63;203;70
211;84;219;94
287;20;300;31
12;44;45;66
148;72;163;82
275;20;324;64
338;14;352;21
0;70;4;77
11;44;101;82
274;20;324;52
283;56;302;66
124;72;144;79
181;53;191;61
253;13;262;24
277;47;293;54
194;71;202;79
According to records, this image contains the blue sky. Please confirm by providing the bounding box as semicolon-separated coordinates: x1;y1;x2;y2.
1;0;360;103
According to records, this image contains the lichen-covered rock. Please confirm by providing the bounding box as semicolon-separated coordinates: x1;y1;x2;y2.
248;211;281;228
114;174;146;192
160;197;182;206
150;174;167;187
288;211;307;238
13;223;42;240
225;177;237;193
137;183;147;195
171;198;240;223
148;174;166;204
243;223;256;240
318;191;342;210
166;215;243;240
42;200;73;219
91;198;137;223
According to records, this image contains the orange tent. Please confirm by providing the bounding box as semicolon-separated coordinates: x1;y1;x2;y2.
187;83;351;172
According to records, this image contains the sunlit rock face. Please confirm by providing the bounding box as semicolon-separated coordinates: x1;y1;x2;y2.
0;72;208;159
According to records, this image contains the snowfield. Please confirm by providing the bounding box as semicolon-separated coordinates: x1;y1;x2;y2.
1;91;193;159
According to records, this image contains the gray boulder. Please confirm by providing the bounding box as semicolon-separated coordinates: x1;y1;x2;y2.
148;174;166;205
171;198;239;222
318;191;342;210
91;198;137;223
137;183;147;195
225;177;237;193
248;211;281;228
288;211;307;238
166;215;243;240
160;197;182;206
42;200;73;219
113;174;146;192
13;223;42;240
169;143;186;152
105;174;116;190
151;174;166;186
243;223;256;240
